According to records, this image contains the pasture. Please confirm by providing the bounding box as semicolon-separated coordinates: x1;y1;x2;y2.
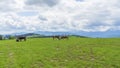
0;37;120;68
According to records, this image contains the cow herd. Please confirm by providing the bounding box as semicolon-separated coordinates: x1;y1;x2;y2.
52;35;69;40
16;35;69;42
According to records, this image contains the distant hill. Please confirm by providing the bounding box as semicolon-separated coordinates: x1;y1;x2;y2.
13;32;89;38
70;35;90;38
2;30;120;38
21;33;40;36
14;33;51;38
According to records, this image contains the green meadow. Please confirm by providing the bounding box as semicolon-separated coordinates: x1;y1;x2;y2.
0;37;120;68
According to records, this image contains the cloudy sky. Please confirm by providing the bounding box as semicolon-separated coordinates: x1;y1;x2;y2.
0;0;120;35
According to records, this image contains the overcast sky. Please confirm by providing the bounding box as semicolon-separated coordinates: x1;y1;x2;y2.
0;0;120;34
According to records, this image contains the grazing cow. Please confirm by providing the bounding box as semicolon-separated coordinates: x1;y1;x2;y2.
52;35;69;40
16;36;26;42
60;36;69;40
52;35;60;40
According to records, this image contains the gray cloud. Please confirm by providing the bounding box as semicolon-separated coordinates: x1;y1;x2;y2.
38;15;48;21
26;0;59;7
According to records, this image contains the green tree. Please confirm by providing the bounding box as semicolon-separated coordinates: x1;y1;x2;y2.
0;35;3;40
8;35;15;39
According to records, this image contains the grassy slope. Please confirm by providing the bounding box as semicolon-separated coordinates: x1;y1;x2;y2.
0;37;120;68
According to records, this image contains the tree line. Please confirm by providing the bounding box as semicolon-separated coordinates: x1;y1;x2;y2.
0;35;15;40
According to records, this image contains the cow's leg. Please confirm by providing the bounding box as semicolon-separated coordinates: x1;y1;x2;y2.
20;39;22;42
67;37;69;40
16;39;19;42
24;38;26;41
58;37;61;40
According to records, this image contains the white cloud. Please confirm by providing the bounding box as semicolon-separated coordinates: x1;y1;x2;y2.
0;0;120;34
0;0;25;12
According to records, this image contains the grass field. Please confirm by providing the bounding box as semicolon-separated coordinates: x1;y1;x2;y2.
0;37;120;68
